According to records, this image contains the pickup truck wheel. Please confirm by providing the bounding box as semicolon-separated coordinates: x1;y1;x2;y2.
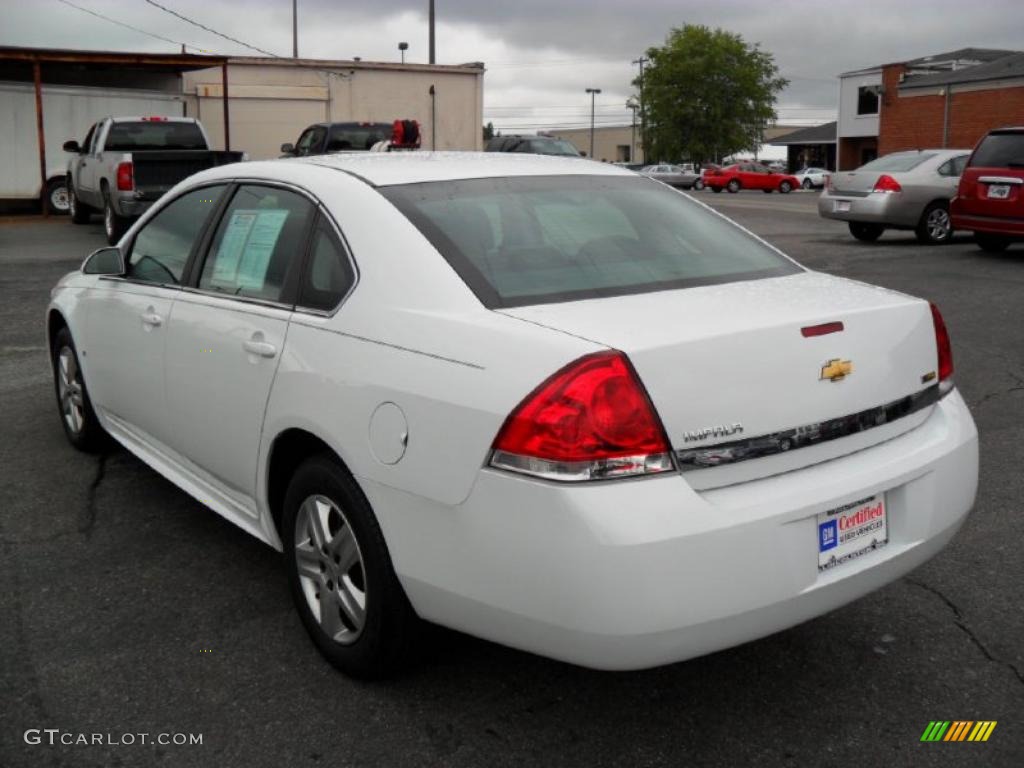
68;183;90;224
103;195;129;245
46;178;70;215
726;179;741;193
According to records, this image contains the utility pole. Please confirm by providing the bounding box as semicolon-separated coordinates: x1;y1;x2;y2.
428;0;435;64
632;55;647;162
292;0;298;58
586;87;601;159
626;97;639;163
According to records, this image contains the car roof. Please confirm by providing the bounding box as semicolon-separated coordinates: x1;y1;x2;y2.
109;116;198;123
296;151;631;186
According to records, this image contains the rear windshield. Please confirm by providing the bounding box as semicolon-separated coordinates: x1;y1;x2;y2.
105;122;207;151
382;175;801;308
531;139;580;157
970;132;1024;167
857;152;935;172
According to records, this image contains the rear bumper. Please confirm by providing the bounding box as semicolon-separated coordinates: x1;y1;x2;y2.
112;195;154;217
950;211;1024;236
365;390;978;670
818;191;920;227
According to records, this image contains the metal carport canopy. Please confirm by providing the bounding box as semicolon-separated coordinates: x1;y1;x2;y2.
0;46;231;216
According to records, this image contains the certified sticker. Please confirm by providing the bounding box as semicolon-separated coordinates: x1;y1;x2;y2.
816;494;887;572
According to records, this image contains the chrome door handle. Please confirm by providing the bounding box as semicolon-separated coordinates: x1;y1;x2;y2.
243;339;277;358
140;312;162;327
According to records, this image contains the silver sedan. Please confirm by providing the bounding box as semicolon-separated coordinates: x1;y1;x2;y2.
818;149;970;244
640;164;700;189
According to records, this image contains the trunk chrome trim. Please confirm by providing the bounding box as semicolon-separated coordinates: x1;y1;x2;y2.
675;383;948;471
977;176;1023;185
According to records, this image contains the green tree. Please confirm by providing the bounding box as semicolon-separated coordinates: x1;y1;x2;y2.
483;121;495;141
635;25;788;164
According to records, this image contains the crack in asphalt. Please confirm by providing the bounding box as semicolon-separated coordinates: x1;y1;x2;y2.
974;385;1024;408
78;453;108;539
905;577;1024;686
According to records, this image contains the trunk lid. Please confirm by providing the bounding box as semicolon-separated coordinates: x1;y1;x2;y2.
830;169;887;197
500;272;940;490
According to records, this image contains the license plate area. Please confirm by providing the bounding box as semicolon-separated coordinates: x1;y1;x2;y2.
987;184;1010;199
817;494;887;572
834;200;851;212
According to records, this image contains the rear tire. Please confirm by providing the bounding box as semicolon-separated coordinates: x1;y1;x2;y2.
726;179;740;193
975;232;1010;253
51;327;107;452
68;182;91;224
693;179;704;191
283;454;419;679
848;222;884;242
915;201;953;245
802;178;813;190
103;191;129;245
45;178;70;215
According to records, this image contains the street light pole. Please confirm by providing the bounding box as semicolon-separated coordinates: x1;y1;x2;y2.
292;0;298;58
626;97;638;164
398;42;408;64
586;87;601;159
428;0;435;64
632;56;647;162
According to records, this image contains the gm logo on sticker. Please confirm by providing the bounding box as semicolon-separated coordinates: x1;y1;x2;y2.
819;519;838;552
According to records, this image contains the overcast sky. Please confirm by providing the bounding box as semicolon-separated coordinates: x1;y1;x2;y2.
4;0;1021;132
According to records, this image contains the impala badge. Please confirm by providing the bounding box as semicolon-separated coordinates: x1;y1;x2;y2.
682;423;744;443
820;358;853;383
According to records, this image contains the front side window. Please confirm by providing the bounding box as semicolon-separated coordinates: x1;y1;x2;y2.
298;217;355;312
82;124;96;154
382;175;801;308
295;127;326;156
857;85;880;115
198;185;315;303
128;185;226;284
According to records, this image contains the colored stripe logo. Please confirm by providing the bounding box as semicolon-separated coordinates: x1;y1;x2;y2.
920;721;997;742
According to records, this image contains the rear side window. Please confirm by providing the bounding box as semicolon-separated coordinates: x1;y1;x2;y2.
198;185;314;302
857;152;936;172
104;121;206;151
128;185;226;284
326;123;389;152
969;132;1024;167
382;175;801;308
298;217;355;311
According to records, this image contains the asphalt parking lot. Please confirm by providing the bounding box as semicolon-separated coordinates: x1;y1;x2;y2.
2;192;1022;768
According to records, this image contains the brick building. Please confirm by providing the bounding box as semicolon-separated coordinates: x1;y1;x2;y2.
836;48;1023;170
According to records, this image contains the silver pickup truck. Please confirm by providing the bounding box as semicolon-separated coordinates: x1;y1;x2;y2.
63;116;244;244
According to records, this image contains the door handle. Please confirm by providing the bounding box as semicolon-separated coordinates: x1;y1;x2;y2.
243;339;277;358
140;312;162;327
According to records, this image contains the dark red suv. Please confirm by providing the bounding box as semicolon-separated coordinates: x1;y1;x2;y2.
951;127;1024;252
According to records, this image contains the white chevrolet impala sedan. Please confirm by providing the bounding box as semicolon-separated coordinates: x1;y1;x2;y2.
47;153;978;677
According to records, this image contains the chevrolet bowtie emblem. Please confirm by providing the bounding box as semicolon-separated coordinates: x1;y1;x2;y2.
820;358;853;382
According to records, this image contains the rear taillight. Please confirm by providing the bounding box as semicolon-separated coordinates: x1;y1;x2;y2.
489;351;673;481
116;161;134;191
872;174;902;193
929;302;954;383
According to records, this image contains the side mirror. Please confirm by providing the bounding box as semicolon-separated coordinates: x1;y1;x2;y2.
82;246;125;276
63;140;81;154
280;142;295;155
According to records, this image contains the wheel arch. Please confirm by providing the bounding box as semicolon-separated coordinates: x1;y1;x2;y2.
46;308;68;355
266;427;356;542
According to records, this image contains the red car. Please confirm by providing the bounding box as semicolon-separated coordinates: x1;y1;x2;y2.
950;126;1024;252
704;162;800;194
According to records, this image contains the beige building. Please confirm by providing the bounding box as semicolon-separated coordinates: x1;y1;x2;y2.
543;123;804;165
183;56;485;159
542;125;644;164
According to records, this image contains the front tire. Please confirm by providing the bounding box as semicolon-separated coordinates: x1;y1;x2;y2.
916;201;953;245
103;192;130;245
802;178;813;190
693;179;704;190
779;181;793;194
726;179;741;193
51;327;107;452
68;182;90;224
848;221;884;242
975;232;1010;253
283;454;418;678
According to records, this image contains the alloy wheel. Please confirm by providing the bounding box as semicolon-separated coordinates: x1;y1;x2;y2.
57;346;85;434
927;207;951;241
294;494;367;645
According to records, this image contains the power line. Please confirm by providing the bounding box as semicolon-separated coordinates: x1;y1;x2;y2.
55;0;207;51
143;0;282;58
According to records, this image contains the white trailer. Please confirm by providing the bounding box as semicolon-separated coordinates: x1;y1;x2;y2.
0;81;184;212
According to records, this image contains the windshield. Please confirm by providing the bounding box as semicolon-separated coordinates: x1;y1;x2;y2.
857;152;935;173
104;122;207;151
382;175;801;308
970;132;1024;167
